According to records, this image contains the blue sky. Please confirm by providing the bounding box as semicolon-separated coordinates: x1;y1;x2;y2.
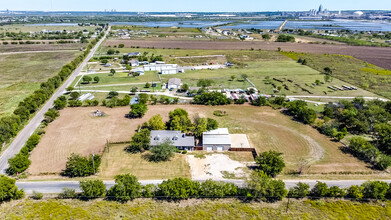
1;0;390;12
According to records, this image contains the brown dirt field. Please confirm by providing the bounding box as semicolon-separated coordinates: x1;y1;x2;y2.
29;105;377;178
0;43;87;53
103;39;391;70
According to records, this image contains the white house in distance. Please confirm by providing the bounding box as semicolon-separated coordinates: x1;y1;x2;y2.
144;63;178;74
167;78;182;89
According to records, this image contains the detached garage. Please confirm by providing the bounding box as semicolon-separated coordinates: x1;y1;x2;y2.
202;128;232;151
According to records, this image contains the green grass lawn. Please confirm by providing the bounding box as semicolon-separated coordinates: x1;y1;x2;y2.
74;71;160;87
1;199;390;219
0;51;81;117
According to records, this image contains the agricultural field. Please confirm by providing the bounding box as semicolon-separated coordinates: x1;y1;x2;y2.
0;24;97;34
27;105;384;180
281;52;391;99
1;199;390;219
0;43;87;53
109;26;205;40
91;47;378;98
0;51;81;117
102;39;391;70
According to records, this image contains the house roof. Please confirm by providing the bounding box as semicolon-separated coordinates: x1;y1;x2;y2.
203;128;231;145
150;130;194;147
168;78;182;86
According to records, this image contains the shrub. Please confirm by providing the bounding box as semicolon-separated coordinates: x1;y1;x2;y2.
327;186;345;198
6;153;31;175
193;92;232;106
32;191;43;200
255;151;285;177
245;171;287;201
288;182;310;198
276;35;295;42
58;187;77;199
199;180;238;198
157;178;200;200
310;182;329;197
0;175;25;202
142;184;157;198
346;185;364;199
362;181;389;200
107;174;142;202
63;154;101;177
79;180;106;199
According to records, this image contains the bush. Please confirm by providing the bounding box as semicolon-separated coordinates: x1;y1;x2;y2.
199;180;238;198
79;180;106;199
288;182;310;198
255;151;285;177
310;181;329;197
58;187;77;199
193;92;232;106
142;184;157;198
107;174;142;202
362;181;389;200
328;186;345;198
31;191;43;200
0;175;25;202
276;35;295;42
245;171;287;201
346;185;364;199
63;154;101;177
157;178;200;200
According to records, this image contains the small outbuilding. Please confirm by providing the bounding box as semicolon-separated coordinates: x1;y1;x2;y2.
167;78;183;89
202;128;232;151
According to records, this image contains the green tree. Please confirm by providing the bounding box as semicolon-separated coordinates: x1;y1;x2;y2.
262;34;271;40
362;181;389;200
374;123;391;154
107;174;142;202
82;75;92;84
6;153;31;175
66;86;74;92
288;182;310;198
199;179;238;198
157;178;200;200
206;118;218;131
107;49;115;55
310;181;329;197
255;151;285;177
230;75;236;81
129;103;148;118
138;93;149;104
70;92;80;100
142;184;157;198
193;117;208;138
145;82;151;88
328;186;345;198
108;91;119;98
150;140;177;162
110;69;116;75
63;154;101;177
79;180;106;199
127;129;151;153
0;175;24;202
181;84;189;92
54;96;67;110
193;92;231;106
246;170;287;201
168;108;192;132
148;114;166;130
93;76;100;83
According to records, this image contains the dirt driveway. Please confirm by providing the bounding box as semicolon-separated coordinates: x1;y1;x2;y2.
187;154;249;180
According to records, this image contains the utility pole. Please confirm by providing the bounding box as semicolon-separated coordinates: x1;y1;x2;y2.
91;154;95;174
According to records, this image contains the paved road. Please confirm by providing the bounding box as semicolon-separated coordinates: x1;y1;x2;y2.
16;179;391;194
0;27;111;174
77;89;194;100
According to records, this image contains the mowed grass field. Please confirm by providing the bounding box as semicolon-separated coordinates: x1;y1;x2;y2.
0;24;96;33
29;105;380;179
1;199;391;219
99;144;191;180
95;47;377;97
0;51;81;117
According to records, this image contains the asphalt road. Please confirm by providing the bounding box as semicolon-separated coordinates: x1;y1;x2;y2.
16;179;391;194
0;27;111;174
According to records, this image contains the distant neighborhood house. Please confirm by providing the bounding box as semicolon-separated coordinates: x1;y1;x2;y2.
127;52;141;57
150;130;195;151
167;78;182;89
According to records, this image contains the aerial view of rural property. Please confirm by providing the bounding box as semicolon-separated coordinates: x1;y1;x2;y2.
1;0;391;219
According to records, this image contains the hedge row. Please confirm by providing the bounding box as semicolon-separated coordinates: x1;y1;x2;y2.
62;175;391;202
0;29;105;150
